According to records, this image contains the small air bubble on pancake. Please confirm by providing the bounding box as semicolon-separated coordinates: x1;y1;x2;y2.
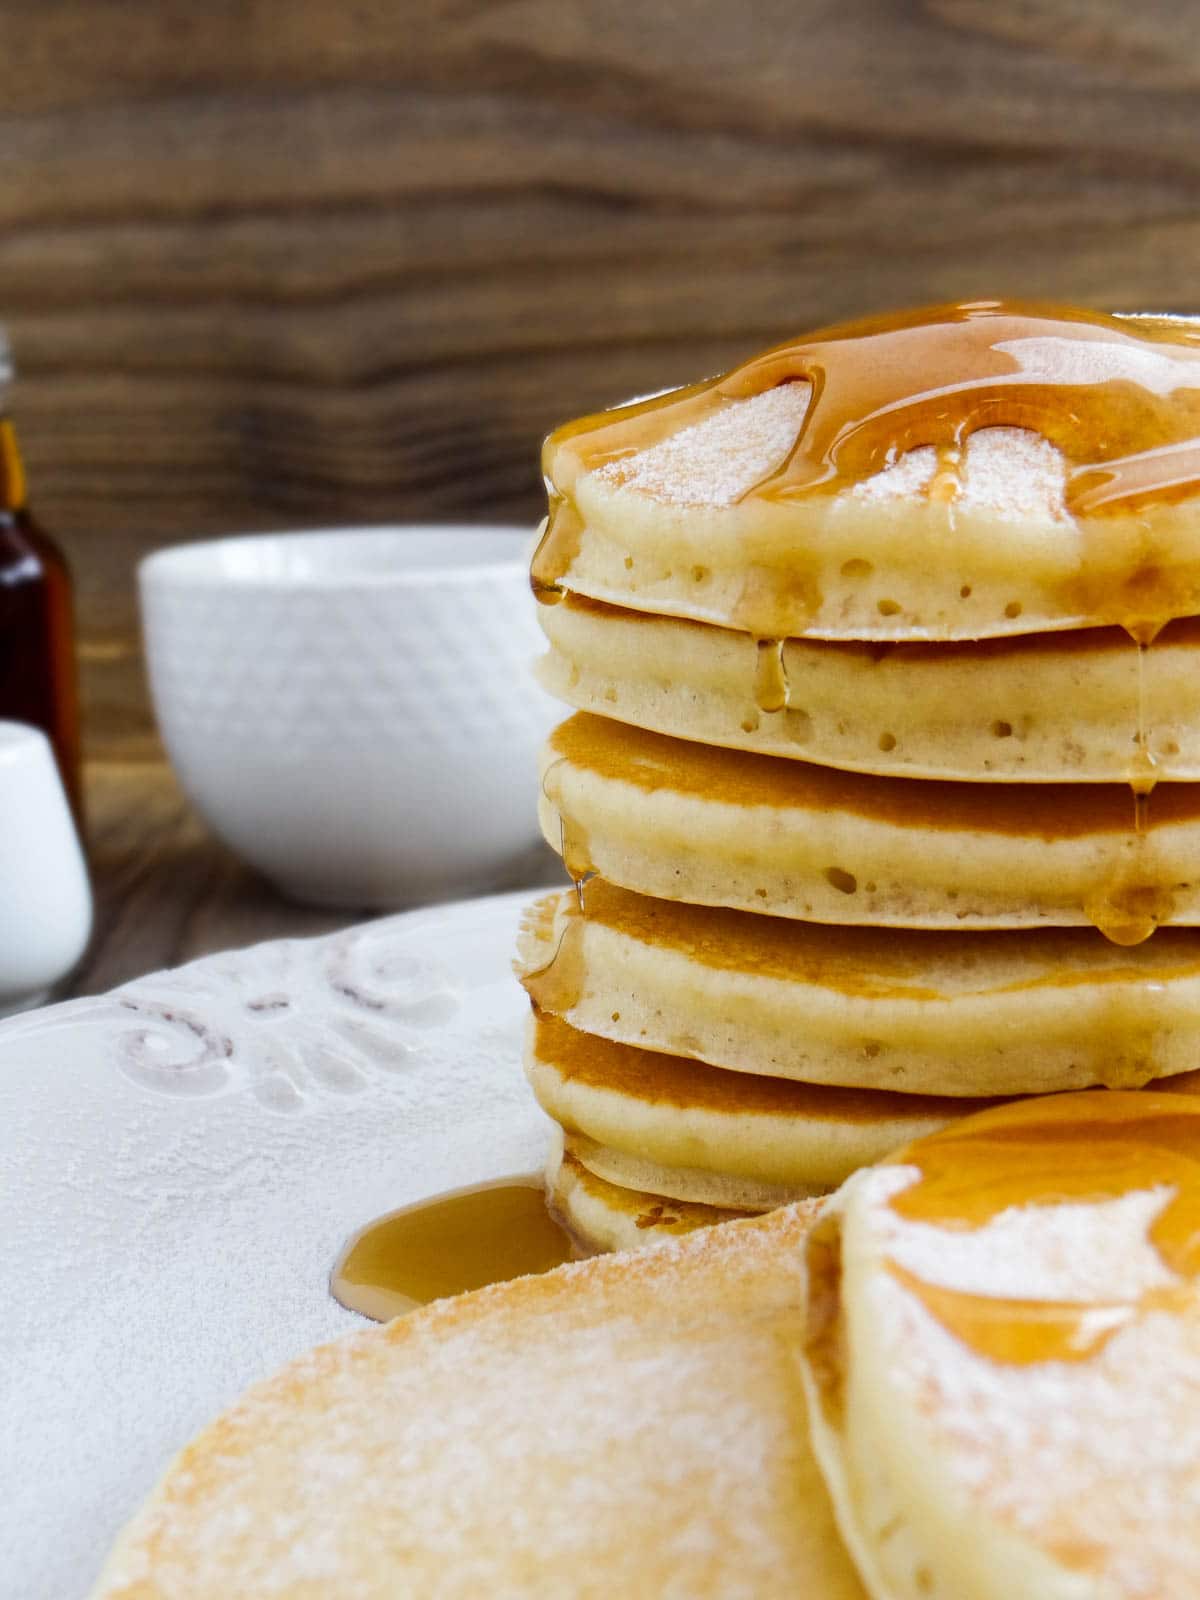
623;556;634;570
841;558;873;578
865;881;877;893
1004;600;1023;618
741;713;760;733
691;565;709;583
862;1041;882;1059
611;1011;620;1022
878;732;897;752
992;720;1014;738
603;688;618;703
877;599;902;617
825;867;858;895
960;583;972;598
1166;740;1181;755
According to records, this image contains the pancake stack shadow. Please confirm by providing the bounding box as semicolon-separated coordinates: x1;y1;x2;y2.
515;306;1200;1255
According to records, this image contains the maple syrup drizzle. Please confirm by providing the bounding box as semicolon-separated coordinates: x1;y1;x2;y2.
882;1091;1200;1365
542;753;594;906
926;442;964;506
331;1178;580;1323
558;815;594;906
753;638;789;713
533;301;1200;602
519;897;587;1015
1082;623;1174;946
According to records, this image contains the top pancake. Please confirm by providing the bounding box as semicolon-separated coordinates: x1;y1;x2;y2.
92;1203;865;1600
537;304;1200;641
801;1090;1200;1600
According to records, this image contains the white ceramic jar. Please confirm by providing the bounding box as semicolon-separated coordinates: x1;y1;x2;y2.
140;526;559;909
0;720;92;1012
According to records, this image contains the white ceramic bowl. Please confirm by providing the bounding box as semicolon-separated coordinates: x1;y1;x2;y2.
140;526;559;909
0;721;92;1012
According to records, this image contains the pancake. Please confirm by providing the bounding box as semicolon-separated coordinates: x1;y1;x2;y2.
526;1010;1005;1191
800;1090;1200;1600
537;304;1200;641
516;882;1200;1096
537;595;1200;783
548;1138;750;1252
540;713;1200;935
93;1207;866;1600
563;1128;818;1212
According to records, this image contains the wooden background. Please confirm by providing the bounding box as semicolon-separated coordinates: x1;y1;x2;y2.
5;0;1200;758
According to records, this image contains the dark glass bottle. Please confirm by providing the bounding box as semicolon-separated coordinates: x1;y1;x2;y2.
0;330;82;823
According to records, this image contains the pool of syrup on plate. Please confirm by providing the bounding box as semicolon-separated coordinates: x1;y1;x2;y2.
331;1177;580;1322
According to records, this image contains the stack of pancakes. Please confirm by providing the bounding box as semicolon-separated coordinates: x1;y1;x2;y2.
516;301;1200;1252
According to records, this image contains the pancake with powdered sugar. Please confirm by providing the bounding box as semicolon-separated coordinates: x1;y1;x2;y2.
92;1201;864;1600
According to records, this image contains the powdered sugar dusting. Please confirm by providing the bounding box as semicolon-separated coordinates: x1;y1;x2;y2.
857;1164;1200;1597
850;446;938;501
850;428;1071;521
597;384;811;508
93;1205;861;1599
958;428;1071;524
596;381;1073;523
878;1166;1177;1301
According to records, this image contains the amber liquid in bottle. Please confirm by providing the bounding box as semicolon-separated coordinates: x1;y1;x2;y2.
0;412;82;823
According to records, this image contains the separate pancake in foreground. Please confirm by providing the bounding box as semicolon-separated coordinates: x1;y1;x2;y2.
537;596;1200;783
527;1010;1005;1194
800;1091;1200;1600
537;304;1200;640
539;714;1200;934
548;1138;750;1251
517;883;1200;1096
92;1205;865;1600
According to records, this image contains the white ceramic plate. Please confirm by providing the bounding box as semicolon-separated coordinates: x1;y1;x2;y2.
0;890;552;1600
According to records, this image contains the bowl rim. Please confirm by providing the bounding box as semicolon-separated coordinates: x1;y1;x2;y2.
137;524;536;589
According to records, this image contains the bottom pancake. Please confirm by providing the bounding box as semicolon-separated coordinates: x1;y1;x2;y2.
548;1137;751;1253
92;1203;865;1600
566;1128;822;1212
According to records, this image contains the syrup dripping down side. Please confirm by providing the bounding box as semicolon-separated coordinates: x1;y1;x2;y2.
1085;622;1175;948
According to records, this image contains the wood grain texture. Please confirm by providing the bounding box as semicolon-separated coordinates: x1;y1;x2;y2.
3;0;1199;750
